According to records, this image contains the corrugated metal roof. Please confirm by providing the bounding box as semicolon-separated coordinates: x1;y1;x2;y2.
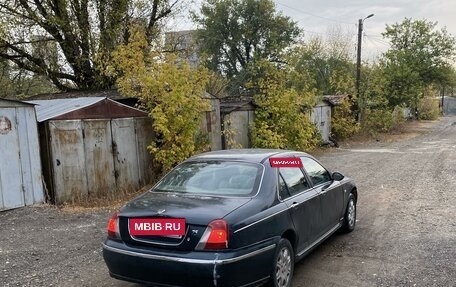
322;94;349;106
27;89;122;100
0;98;36;107
27;97;105;122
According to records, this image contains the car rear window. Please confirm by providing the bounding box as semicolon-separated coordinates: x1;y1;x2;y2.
153;161;262;197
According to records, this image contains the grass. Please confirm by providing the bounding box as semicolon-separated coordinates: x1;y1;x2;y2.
60;184;154;212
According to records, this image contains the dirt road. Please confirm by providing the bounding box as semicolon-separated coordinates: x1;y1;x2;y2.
1;116;455;287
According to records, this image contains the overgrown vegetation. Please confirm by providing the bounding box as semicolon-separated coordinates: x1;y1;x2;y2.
249;60;319;150
221;118;243;149
418;97;440;120
2;0;456;175
380;19;455;115
331;97;360;140
110;26;210;173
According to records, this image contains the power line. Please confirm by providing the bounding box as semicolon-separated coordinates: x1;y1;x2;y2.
301;29;325;36
276;1;356;25
365;36;386;57
365;35;390;47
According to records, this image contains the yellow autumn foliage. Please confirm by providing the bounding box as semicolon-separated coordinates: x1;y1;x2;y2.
109;25;210;173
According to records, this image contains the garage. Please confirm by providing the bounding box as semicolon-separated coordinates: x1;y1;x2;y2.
28;97;155;204
0;99;44;210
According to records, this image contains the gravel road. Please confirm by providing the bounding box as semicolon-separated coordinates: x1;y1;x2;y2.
1;116;455;287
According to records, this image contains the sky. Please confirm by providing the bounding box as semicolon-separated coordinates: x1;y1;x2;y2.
169;0;456;61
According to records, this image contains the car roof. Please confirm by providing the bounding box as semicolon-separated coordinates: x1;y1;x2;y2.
187;149;312;163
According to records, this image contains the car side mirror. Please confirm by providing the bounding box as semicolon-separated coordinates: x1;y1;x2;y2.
332;171;344;181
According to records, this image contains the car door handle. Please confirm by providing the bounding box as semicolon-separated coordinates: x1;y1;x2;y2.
291;202;299;209
320;183;332;195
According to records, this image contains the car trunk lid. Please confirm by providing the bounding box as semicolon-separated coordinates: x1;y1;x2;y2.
118;191;251;250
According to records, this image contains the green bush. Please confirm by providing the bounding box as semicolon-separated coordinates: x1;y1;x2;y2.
391;105;407;131
418;97;440;120
250;61;319;151
111;26;210;173
331;97;360;140
361;108;393;136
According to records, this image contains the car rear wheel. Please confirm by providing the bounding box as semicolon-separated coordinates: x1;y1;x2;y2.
341;193;356;233
270;238;294;287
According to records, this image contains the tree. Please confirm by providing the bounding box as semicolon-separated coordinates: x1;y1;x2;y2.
288;30;357;140
288;27;356;96
0;0;180;91
110;25;210;173
382;18;456;110
359;63;396;133
193;0;300;91
0;49;57;98
249;60;318;151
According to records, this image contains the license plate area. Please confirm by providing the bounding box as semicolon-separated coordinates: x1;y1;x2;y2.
129;218;186;236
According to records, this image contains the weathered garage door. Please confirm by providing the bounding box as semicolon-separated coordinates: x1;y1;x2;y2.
135;117;154;186
0;107;44;210
49;120;88;203
48;118;153;203
83;120;116;196
311;105;331;143
111;118;141;192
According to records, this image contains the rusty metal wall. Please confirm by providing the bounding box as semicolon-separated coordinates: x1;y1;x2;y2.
46;117;154;203
135;118;154;185
0;103;44;210
111;118;141;192
49;120;88;203
83;120;116;196
198;98;222;151
208;98;222;150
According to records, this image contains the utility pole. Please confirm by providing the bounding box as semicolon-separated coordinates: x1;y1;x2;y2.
441;86;445;115
356;18;363;100
356;14;374;122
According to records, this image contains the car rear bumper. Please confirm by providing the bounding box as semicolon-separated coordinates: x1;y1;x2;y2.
102;239;277;287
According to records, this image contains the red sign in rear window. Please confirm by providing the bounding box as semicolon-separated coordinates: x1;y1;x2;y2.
129;218;186;236
269;157;303;168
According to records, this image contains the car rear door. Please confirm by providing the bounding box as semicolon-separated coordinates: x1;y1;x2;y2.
278;167;325;252
300;157;344;233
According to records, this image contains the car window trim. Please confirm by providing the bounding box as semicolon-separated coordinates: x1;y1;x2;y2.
277;172;292;200
279;167;311;196
151;159;266;199
299;156;332;187
276;169;318;203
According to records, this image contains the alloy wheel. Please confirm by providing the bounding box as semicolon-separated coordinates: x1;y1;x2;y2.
275;247;292;287
347;199;356;227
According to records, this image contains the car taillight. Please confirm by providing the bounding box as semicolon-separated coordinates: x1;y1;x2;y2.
196;219;229;250
107;212;120;239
